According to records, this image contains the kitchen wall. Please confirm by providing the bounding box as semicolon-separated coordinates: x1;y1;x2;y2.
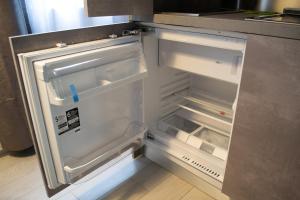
0;0;33;152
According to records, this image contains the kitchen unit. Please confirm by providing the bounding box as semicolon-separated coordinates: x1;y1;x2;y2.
10;1;300;200
17;24;245;199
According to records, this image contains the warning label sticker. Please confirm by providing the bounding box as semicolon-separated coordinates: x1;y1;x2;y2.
56;107;80;135
55;115;68;133
66;108;80;131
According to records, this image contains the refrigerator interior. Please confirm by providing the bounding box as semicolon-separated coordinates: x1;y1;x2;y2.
18;26;246;192
143;28;246;188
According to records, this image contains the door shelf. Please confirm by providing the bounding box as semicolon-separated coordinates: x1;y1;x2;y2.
63;121;147;181
48;70;147;106
33;41;147;106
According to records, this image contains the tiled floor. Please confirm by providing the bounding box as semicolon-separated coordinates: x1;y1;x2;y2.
0;151;215;200
0;150;48;200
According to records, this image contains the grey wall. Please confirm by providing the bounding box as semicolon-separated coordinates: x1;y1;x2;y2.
0;0;32;151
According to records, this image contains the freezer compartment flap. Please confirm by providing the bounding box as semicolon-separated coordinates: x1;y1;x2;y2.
157;29;246;84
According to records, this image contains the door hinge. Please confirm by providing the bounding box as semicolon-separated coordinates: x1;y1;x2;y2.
108;34;118;39
146;131;155;140
56;42;67;48
136;26;155;33
122;29;140;36
132;145;145;159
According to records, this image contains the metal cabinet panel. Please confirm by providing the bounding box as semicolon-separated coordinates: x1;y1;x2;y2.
223;35;300;200
84;0;153;17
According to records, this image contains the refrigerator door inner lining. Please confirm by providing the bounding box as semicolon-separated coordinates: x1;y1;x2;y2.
18;36;147;189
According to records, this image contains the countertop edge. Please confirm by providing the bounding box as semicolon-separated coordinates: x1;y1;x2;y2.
152;14;300;40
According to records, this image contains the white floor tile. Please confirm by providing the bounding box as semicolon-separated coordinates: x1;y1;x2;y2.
56;193;78;200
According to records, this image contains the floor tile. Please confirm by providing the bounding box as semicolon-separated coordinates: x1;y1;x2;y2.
138;174;193;200
14;185;49;200
181;187;215;200
0;160;44;200
103;179;148;200
0;154;41;188
56;193;78;200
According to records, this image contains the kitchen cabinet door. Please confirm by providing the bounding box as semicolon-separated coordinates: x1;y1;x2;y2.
222;35;300;200
84;0;153;17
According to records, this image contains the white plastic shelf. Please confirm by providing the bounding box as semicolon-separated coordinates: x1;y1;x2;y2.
174;91;234;120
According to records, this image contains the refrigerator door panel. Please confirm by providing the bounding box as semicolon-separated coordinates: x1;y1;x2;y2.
18;36;147;189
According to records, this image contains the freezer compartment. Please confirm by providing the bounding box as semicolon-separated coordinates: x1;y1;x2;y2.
157;29;246;84
64;121;147;182
157;29;246;52
34;42;147;106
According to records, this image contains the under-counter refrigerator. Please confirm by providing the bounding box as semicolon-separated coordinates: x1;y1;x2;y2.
15;1;250;197
18;23;247;198
12;1;300;200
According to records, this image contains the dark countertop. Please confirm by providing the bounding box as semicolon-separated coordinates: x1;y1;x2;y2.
152;12;300;40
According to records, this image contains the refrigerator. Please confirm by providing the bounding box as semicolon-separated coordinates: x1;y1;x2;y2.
17;23;247;197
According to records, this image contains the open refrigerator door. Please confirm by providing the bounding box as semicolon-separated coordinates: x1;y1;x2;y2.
18;35;148;189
